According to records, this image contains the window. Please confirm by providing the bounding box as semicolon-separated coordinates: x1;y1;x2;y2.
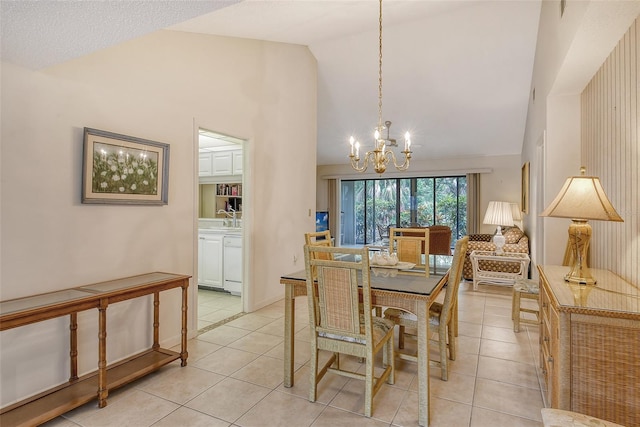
341;176;467;245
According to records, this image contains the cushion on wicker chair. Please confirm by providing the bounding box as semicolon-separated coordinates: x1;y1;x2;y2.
319;316;394;344
503;226;524;244
462;227;529;280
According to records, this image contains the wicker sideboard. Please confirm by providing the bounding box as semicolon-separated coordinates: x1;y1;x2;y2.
538;265;639;426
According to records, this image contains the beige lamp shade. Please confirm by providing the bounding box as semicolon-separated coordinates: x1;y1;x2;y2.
483;201;514;226
541;168;623;285
540;174;623;221
510;203;523;222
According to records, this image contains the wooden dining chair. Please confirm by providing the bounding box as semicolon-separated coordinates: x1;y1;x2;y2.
389;227;430;276
304;230;332;246
303;244;395;417
383;236;469;381
304;230;333;278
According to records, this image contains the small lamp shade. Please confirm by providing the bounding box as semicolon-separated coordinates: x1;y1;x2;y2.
483;201;515;227
510;203;523;222
483;201;514;255
541;168;623;285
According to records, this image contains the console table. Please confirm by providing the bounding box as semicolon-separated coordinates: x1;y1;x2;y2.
538;265;639;426
470;250;530;290
0;272;190;427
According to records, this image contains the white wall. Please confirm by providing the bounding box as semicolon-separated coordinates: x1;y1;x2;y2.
317;154;522;235
520;0;640;274
0;30;316;407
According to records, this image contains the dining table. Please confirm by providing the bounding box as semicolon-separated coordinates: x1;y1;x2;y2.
280;266;449;426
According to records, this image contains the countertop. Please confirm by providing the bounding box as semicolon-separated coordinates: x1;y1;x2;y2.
198;227;242;235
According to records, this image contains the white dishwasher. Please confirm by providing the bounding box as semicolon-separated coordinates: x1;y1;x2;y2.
223;235;242;296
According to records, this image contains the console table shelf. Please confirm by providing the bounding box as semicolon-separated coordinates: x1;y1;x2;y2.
0;272;190;427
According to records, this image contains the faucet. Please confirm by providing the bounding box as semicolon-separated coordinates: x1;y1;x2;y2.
217;207;238;228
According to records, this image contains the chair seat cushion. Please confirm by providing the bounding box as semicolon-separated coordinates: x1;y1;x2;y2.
383;307;441;327
514;279;539;294
319;316;393;345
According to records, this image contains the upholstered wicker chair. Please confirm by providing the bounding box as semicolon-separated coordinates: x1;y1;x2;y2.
389;227;430;275
383;236;469;381
304;230;332;246
462;226;529;280
304;231;333;278
303;245;395;417
427;225;452;274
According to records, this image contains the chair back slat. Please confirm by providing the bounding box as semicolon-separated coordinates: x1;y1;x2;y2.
305;230;334;277
316;266;360;334
304;245;374;343
389;227;430;276
439;236;469;324
428;226;452;256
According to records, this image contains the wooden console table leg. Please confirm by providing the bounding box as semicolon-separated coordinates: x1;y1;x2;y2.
153;292;160;351
180;280;188;366
98;299;108;408
69;313;78;382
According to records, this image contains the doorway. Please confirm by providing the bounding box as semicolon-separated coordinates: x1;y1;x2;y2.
196;128;246;332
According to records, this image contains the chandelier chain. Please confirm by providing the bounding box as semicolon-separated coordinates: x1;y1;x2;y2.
378;0;383;131
347;0;412;175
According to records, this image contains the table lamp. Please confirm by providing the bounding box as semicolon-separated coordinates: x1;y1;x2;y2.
510;203;523;222
483;201;514;255
540;167;623;285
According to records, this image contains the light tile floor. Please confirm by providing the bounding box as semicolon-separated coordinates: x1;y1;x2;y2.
197;288;243;331
44;281;544;426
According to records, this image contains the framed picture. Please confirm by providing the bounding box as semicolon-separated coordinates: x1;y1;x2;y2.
521;162;530;214
82;128;169;205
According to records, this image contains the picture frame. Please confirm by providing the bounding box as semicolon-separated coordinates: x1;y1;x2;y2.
521;162;530;214
82;128;170;205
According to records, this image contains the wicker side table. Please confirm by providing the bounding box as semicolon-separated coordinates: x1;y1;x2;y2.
470;250;530;291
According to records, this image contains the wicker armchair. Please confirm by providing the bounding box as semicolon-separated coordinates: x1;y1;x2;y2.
427;225;452;274
383;236;469;381
305;230;333;278
303;245;395;417
462;226;529;280
389;227;429;275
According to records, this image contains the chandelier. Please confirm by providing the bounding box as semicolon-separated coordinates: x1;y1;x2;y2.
348;0;412;175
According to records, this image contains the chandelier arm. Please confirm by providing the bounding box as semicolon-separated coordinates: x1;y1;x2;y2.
350;152;371;172
387;150;412;171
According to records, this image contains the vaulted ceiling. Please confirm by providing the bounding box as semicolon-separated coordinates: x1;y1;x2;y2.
1;0;541;165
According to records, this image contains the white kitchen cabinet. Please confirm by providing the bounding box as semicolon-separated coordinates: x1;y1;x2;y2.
232;150;243;175
198;232;223;289
199;153;213;176
212;151;233;176
199;150;242;177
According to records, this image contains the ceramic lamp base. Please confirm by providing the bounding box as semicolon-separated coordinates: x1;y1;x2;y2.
565;219;596;285
493;226;506;255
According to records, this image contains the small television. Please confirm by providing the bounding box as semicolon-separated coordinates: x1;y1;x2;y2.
315;211;329;237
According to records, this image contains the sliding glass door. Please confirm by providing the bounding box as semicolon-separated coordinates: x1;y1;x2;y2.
341;176;467;245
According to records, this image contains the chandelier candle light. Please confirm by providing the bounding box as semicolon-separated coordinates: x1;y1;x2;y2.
348;0;412;175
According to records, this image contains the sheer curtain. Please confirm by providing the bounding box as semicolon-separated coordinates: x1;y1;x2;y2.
466;173;480;234
328;178;340;245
